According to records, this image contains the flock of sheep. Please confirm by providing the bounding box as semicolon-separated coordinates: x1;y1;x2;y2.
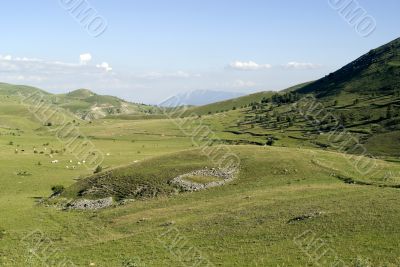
50;157;86;169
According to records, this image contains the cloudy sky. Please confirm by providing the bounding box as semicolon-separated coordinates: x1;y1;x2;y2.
0;0;399;104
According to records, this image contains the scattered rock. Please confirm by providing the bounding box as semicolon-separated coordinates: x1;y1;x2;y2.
287;211;324;224
159;221;175;227
137;218;150;223
66;197;113;210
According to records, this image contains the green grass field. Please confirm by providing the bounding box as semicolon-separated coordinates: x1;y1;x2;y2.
1;91;400;266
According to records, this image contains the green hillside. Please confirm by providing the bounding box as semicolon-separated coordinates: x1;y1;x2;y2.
178;38;400;159
181;82;311;116
0;84;160;121
0;82;50;96
298;37;400;97
54;89;158;120
65;88;96;99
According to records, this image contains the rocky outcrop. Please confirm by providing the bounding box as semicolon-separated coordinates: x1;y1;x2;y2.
66;197;113;210
170;167;238;192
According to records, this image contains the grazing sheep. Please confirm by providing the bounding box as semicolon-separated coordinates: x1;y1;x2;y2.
69;160;73;163
51;160;59;164
78;162;81;165
82;160;86;163
72;166;76;169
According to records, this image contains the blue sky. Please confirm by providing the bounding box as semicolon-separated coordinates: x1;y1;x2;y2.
0;0;399;103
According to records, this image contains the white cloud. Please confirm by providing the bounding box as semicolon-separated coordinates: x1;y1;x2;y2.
0;55;13;61
0;53;115;90
96;62;112;72
284;61;322;69
79;53;92;65
228;61;272;71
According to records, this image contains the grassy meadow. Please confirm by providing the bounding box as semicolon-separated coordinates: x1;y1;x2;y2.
1;92;400;266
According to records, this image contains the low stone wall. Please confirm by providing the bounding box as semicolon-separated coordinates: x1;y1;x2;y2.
170;167;238;192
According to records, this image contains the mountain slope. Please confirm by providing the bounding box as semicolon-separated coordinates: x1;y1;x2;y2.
298;37;400;97
179;37;400;158
180;82;312;116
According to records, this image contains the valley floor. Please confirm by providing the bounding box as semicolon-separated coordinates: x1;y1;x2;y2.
1;112;400;266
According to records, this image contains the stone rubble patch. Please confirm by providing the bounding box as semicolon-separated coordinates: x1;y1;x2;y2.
170;167;238;192
66;197;113;210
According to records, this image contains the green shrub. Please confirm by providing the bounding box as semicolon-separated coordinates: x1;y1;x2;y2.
51;185;65;196
266;139;275;146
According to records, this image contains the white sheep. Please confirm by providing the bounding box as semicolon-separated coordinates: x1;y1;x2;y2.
78;162;81;165
51;160;59;164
